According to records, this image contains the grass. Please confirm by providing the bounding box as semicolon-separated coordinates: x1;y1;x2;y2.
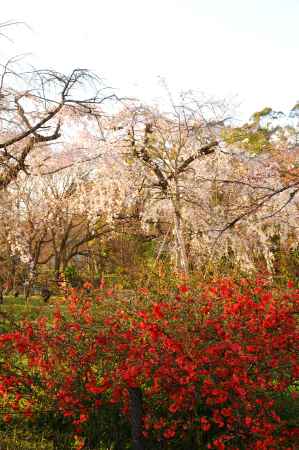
0;295;59;323
0;290;142;325
0;430;53;449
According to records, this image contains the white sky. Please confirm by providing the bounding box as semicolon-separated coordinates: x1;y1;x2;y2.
2;0;299;120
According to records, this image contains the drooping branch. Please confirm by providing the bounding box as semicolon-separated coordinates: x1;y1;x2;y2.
129;123;168;192
170;140;218;178
0;68;112;189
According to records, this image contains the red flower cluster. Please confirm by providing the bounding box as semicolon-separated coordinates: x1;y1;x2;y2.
0;277;298;449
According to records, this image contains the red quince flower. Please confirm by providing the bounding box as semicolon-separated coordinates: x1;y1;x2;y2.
177;284;189;293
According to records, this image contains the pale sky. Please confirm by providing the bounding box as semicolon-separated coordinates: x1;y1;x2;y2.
2;0;299;120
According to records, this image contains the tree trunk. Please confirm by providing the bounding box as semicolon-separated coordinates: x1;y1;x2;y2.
24;279;33;303
128;387;144;450
173;206;188;274
54;256;62;285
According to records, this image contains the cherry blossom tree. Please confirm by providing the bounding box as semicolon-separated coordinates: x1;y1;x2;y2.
106;100;299;275
0;22;117;190
110;92;229;273
0;146;139;295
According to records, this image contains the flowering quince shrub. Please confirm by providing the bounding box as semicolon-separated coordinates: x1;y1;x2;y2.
0;278;298;449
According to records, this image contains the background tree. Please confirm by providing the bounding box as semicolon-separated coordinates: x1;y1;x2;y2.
111;92;228;273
